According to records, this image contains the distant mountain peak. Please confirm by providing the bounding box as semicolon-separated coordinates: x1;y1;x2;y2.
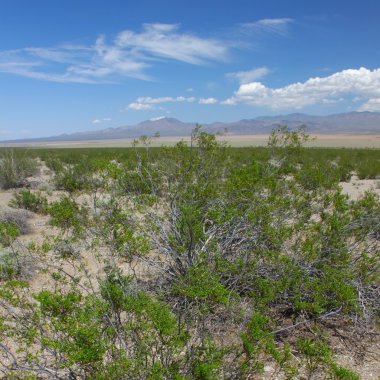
2;111;379;144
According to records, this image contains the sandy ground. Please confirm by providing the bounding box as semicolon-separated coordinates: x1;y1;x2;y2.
1;134;380;148
340;176;380;200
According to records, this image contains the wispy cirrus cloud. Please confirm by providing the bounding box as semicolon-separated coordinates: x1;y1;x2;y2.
0;20;293;84
223;67;380;110
239;18;293;37
0;23;229;84
116;23;228;65
0;45;148;83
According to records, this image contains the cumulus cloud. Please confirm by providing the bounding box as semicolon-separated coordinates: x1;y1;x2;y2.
220;98;237;105
226;66;269;84
0;23;229;83
128;102;154;110
199;97;218;104
223;67;380;110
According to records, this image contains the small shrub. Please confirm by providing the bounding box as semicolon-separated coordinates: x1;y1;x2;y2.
0;209;31;236
36;182;55;195
356;158;380;179
295;161;341;190
48;196;88;235
53;239;80;259
0;150;38;189
9;189;48;214
0;220;20;247
330;364;360;380
53;161;99;193
0;249;21;280
296;337;333;377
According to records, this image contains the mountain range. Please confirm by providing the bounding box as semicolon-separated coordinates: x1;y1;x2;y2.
3;112;380;143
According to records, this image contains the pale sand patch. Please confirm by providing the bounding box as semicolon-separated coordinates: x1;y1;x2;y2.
340;176;380;201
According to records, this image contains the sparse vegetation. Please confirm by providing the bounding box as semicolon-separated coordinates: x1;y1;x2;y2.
0;128;378;379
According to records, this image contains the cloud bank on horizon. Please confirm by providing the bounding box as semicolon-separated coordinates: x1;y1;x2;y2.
223;67;380;111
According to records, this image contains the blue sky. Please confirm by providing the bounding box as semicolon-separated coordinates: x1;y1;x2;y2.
0;0;379;139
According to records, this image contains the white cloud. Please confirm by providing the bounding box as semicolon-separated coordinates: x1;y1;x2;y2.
150;116;166;121
358;98;380;112
116;23;228;65
199;97;218;104
92;118;111;124
0;23;229;83
136;96;189;104
240;18;293;37
223;67;380;110
0;20;294;84
0;46;148;83
128;95;196;110
226;66;269;84
128;102;154;110
220;98;237;105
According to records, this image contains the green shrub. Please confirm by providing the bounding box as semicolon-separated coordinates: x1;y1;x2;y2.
0;209;31;236
191;339;225;380
356;158;380;179
295;161;341;190
0;221;20;247
0;150;38;189
297;337;332;374
48;196;88;235
330;364;360;380
54;164;90;192
9;189;48;214
0;249;22;280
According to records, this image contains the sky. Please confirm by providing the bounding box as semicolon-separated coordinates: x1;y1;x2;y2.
0;0;379;139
